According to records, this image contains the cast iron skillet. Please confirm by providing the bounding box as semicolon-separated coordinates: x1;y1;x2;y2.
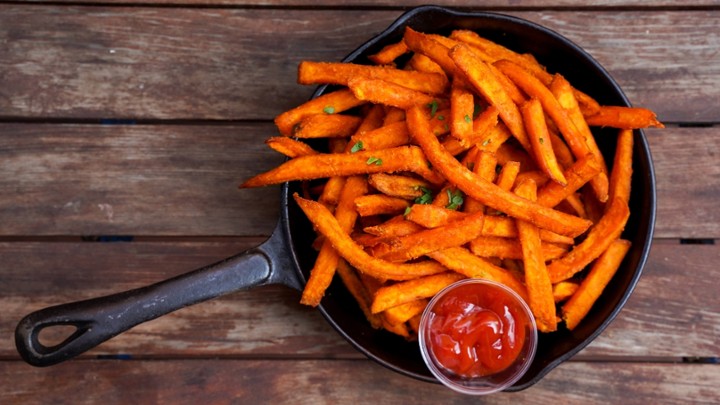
15;6;656;391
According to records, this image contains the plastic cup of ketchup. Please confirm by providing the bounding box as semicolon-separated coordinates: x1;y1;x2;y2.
419;278;538;395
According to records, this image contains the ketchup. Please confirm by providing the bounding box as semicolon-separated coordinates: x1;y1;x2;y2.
425;281;531;378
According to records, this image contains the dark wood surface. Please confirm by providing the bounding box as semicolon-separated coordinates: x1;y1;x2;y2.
1;2;718;403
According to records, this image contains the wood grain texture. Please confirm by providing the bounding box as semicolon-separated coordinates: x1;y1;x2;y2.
8;0;720;7
0;7;718;122
1;359;718;405
0;125;716;238
1;240;717;359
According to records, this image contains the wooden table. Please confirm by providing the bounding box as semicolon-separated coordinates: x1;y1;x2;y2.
1;1;718;403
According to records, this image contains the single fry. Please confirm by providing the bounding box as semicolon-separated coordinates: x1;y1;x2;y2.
354;194;411;217
292;114;362;138
450;44;531;151
240;146;440;188
449;82;476;145
363;215;423;238
495;160;521;191
348;77;437;110
293;194;447;281
368;173;432;200
265;136;319;158
402;27;458;76
371;272;465;314
407;105;592;237
368;41;409;65
463;150;498;213
562;239;632;330
383;299;429;326
350;121;410;152
521;98;568;186
514;178;557;332
406;204;465;228
553;281;580;303
275;89;364;136
377;210;486;262
548;198;630;283
607;129;634;207
469;236;567;261
585;106;664;129
427;247;528;302
298;61;448;94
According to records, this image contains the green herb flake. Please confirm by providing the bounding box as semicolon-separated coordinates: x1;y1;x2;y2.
403;206;412;217
350;141;364;153
437;115;445;121
539;137;545;144
427;100;439;118
446;189;465;211
482;138;491;147
414;186;433;205
366;156;383;166
464;114;472;123
323;105;335;114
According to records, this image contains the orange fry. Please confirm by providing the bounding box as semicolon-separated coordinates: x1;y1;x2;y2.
553;281;580;303
469;236;567;261
521;98;568;185
240;146;441;188
335;259;384;329
496;160;521;191
383;299;429;326
348;77;437;110
536;153;603;208
350;121;410;152
450;83;476;145
292;114;362;138
298;61;448;95
301;176;368;306
426;247;528;302
407;105;592;237
402;27;458;76
450;44;530;151
265;136;318;158
377;210;486;263
368;41;409;65
275;89;364;137
293;194;447;281
514;179;557;332
585;106;664;129
371;272;465;314
562;239;632;330
354;194;410;217
405;204;465;228
548;198;630;283
550;74;609;201
368;173;432;200
607;129;634;207
363;215;423;238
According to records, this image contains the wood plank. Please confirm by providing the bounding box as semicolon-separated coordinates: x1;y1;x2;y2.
8;0;720;7
1;240;717;359
1;359;718;404
0;7;718;122
0;124;717;238
0;124;285;236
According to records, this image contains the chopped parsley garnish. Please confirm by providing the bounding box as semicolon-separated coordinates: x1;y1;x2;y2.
414;186;433;205
427;100;439;118
437;115;445;121
350;141;364;153
464;114;472;123
403;206;412;217
446;189;465;210
323;105;335;114
539;137;545;144
366;156;382;166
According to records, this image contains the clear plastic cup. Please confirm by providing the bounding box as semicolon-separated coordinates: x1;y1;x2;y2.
418;279;538;395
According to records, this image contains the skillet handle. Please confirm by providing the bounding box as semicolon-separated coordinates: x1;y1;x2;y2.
15;225;301;367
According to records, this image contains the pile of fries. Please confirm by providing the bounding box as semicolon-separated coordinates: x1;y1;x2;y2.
242;27;662;337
